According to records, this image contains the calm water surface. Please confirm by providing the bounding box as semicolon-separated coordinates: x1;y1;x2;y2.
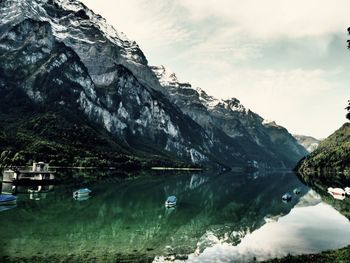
0;170;350;262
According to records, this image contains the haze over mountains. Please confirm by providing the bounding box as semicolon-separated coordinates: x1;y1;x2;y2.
0;0;307;168
293;135;320;153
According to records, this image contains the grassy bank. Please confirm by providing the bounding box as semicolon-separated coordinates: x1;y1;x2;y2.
2;246;349;263
265;245;350;263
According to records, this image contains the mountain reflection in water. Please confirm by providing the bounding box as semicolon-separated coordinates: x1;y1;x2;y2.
0;170;349;262
182;191;350;263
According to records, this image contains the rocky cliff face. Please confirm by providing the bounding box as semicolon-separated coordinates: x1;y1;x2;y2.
151;65;308;168
0;0;306;168
0;0;217;166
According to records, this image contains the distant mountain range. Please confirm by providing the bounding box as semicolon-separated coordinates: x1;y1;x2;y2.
0;0;307;169
293;135;320;153
151;66;307;168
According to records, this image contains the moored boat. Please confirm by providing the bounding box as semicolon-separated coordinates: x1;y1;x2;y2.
0;194;17;205
344;187;350;195
165;195;177;208
327;187;346;200
73;188;92;197
327;187;345;196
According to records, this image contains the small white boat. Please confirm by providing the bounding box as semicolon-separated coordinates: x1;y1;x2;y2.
0;194;17;205
73;188;92;197
165;195;177;208
344;187;350;195
327;187;346;200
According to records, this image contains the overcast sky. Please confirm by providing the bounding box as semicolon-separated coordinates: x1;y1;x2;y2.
81;0;350;139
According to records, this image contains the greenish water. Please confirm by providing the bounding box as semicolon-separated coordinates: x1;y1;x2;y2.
0;171;350;262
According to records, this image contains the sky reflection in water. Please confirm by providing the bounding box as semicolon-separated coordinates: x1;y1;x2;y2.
184;191;350;263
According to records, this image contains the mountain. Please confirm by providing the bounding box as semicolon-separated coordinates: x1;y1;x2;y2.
293;135;320;153
151;65;307;168
0;0;217;168
297;123;350;175
0;0;306;169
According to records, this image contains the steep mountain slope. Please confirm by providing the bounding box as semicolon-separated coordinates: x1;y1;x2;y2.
0;0;306;169
297;123;350;175
151;65;308;168
294;135;320;153
0;0;220;167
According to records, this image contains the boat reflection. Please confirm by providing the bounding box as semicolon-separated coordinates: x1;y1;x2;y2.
1;182;16;195
0;205;16;213
73;195;91;201
1;183;54;200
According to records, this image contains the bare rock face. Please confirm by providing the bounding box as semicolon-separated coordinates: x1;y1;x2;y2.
0;0;161;90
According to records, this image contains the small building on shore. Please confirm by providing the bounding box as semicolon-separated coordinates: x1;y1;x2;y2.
2;162;55;183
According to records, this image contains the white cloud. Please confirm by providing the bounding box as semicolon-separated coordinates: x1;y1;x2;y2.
177;0;350;39
216;68;335;99
81;0;349;63
179;29;264;62
81;0;190;51
211;67;334;116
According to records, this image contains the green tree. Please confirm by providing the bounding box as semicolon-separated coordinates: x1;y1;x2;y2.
346;100;350;121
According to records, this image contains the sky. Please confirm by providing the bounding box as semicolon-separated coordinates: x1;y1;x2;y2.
81;0;350;139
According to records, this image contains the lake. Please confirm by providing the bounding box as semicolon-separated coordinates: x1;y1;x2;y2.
1;170;350;262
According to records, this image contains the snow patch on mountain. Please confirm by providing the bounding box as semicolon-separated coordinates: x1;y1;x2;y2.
151;65;248;114
151;65;179;87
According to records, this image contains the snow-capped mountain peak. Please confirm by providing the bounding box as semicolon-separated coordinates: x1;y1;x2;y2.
150;65;179;86
198;91;247;114
2;0;138;50
151;65;249;114
0;0;159;89
220;98;246;113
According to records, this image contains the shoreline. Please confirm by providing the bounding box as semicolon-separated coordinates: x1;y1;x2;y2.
3;246;349;263
265;245;350;263
151;167;204;171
